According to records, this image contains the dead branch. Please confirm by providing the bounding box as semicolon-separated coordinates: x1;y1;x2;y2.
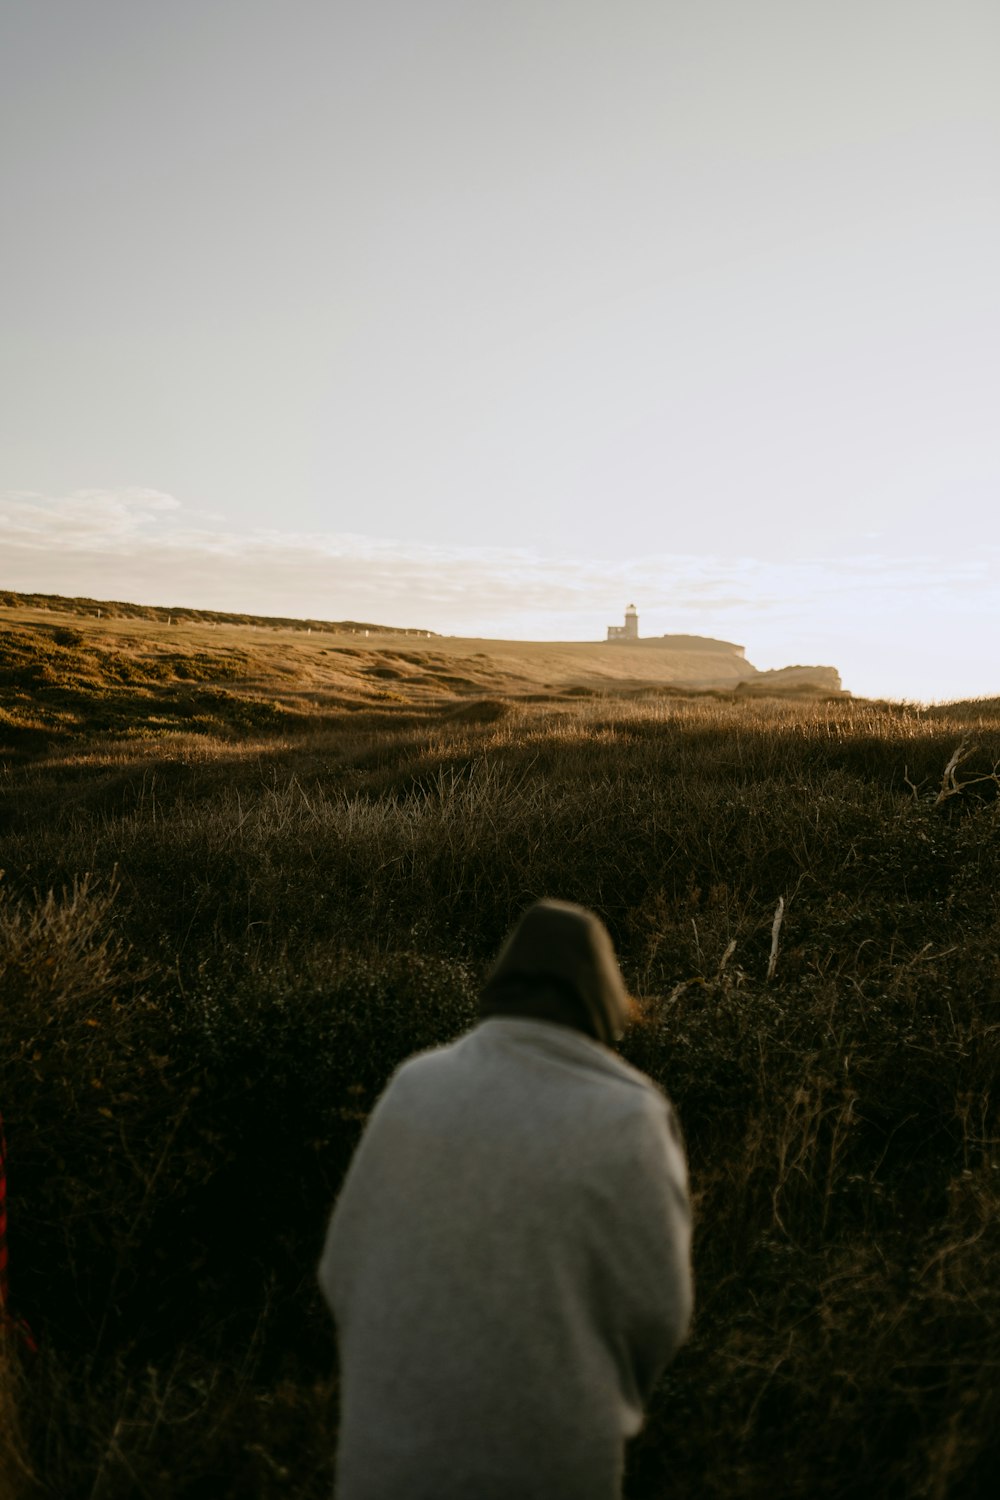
934;740;1000;805
766;896;785;982
717;938;737;977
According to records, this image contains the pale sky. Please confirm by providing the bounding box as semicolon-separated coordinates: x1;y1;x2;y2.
2;1;998;701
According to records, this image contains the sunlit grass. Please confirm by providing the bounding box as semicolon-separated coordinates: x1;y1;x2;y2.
2;611;999;1496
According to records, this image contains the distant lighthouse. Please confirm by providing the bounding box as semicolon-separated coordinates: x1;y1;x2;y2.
606;604;639;642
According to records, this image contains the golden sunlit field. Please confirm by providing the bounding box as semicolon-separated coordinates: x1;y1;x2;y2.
0;593;842;740
2;600;999;1498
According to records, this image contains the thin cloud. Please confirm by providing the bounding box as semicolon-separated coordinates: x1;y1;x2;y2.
1;489;996;626
2;490;999;701
1;489;183;549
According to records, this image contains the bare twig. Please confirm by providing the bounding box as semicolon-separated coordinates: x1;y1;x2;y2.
717;938;737;977
766;896;785;982
935;741;995;810
902;765;923;799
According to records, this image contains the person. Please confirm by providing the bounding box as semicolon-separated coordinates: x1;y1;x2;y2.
318;899;693;1500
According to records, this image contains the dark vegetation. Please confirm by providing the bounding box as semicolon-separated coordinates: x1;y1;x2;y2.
0;621;306;754
1;616;999;1497
0;588;432;637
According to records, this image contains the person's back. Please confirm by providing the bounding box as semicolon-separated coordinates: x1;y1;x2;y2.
318;901;693;1500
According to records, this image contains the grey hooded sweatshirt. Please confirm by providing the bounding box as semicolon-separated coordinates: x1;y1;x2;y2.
318;901;693;1500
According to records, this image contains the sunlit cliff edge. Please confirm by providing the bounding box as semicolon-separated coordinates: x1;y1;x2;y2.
0;589;846;748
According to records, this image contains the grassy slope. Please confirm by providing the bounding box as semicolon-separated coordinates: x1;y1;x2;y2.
0;604;840;749
1;612;998;1498
0;587;429;636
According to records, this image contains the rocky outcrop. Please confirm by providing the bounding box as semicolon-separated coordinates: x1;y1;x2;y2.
740;664;844;694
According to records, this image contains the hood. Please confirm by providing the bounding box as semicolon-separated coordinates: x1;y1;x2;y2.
479;899;632;1046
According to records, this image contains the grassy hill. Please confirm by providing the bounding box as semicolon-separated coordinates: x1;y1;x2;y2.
1;595;998;1498
0;594;844;761
0;587;431;636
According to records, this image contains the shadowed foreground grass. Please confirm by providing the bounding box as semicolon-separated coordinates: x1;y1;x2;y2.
1;689;999;1497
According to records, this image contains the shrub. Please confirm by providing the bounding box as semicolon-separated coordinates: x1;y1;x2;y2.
1;693;999;1495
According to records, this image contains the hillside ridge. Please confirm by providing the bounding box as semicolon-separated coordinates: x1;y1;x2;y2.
1;590;845;759
0;588;842;689
0;587;435;637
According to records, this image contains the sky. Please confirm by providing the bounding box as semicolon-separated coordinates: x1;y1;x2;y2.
2;0;998;701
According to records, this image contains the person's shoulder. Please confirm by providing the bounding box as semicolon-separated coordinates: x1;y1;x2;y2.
581;1046;685;1153
476;1017;667;1099
354;1039;462;1134
617;1070;688;1179
572;1033;673;1110
380;1031;471;1093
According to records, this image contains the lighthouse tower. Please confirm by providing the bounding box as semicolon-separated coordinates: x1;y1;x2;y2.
606;604;639;642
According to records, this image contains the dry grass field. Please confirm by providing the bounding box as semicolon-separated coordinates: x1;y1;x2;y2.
1;600;999;1497
0;594;841;741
